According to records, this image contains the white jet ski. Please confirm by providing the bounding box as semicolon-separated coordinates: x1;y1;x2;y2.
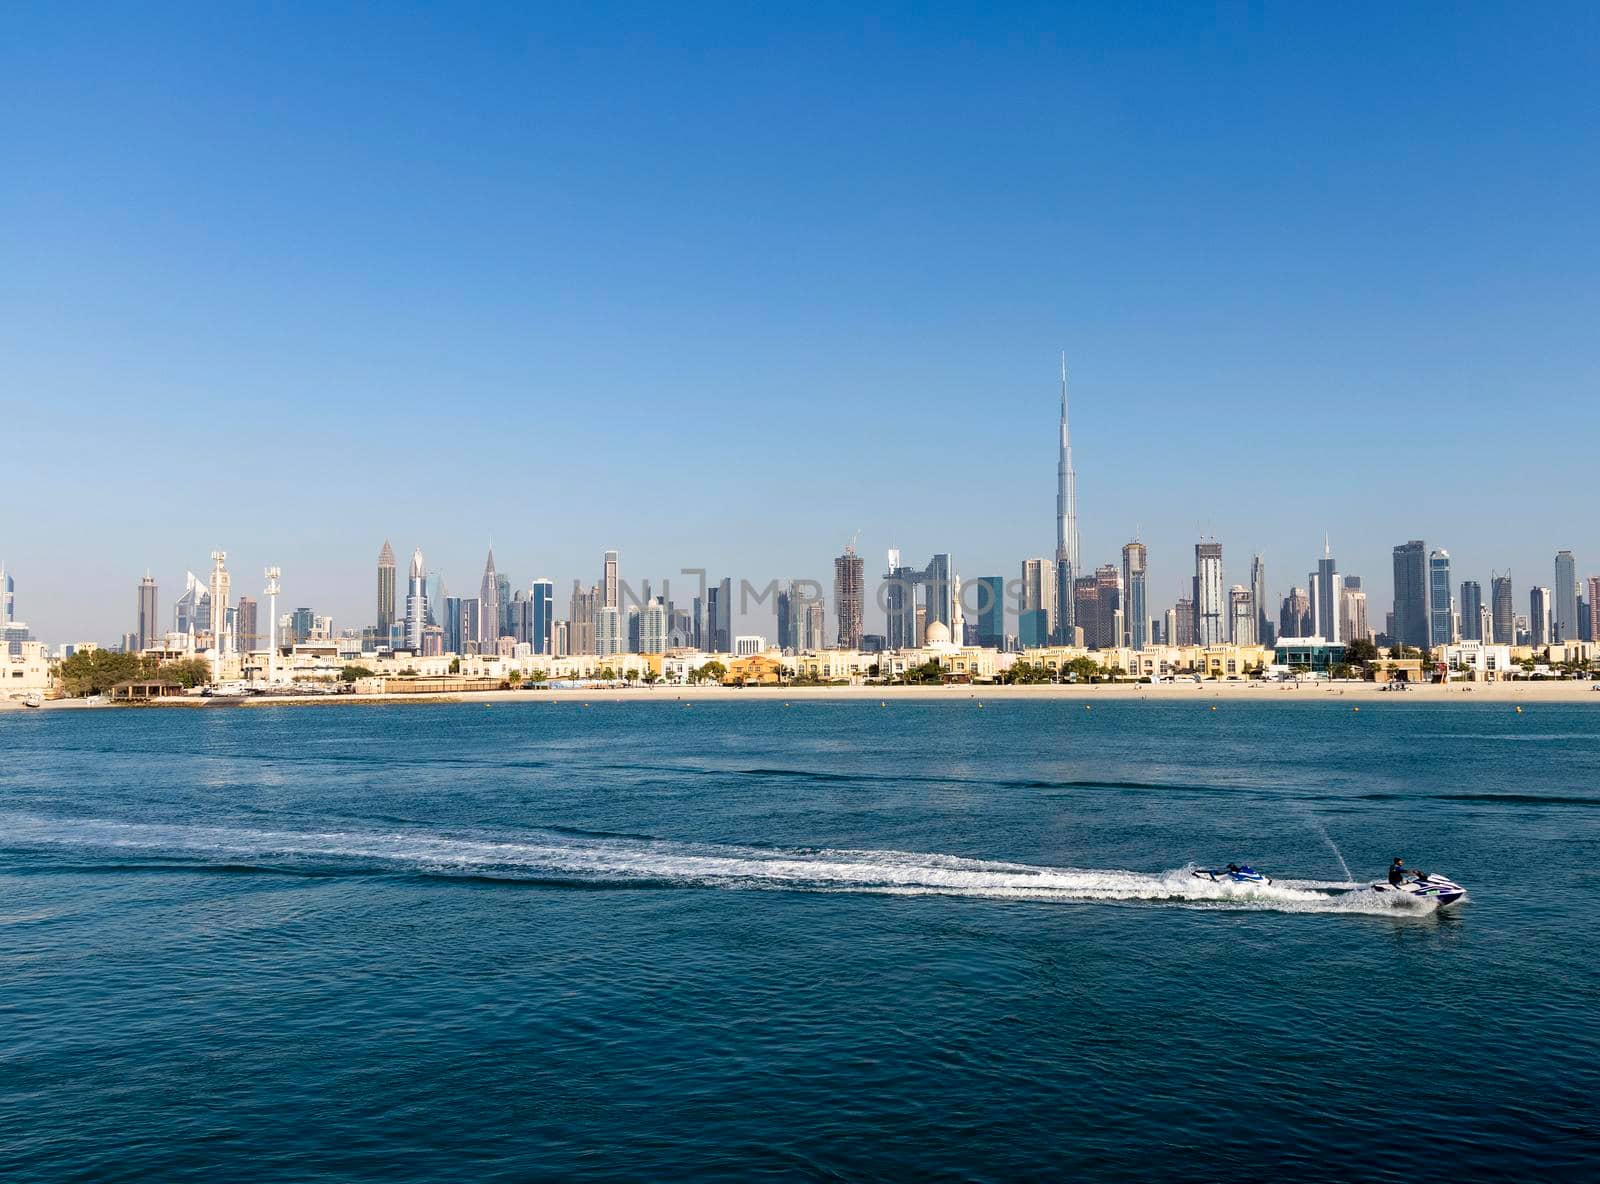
1371;872;1466;907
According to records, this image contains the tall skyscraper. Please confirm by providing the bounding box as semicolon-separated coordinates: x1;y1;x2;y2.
1073;575;1100;649
568;584;598;655
136;573;159;652
443;595;464;655
1554;550;1578;641
405;548;427;651
641;600;668;654
1312;539;1340;642
706;578;732;652
1055;353;1079;642
236;596;258;652
1173;596;1195;646
1491;572;1515;645
1194;542;1224;646
1229;585;1256;645
776;584;795;653
973;576;1005;649
377;541;396;637
479;549;501;648
1122;541;1148;649
175;571;209;637
1251;554;1273;647
1530;587;1553;646
1280;588;1312;639
1428;549;1454;647
596;606;624;657
834;545;864;650
530;579;554;655
602;550;619;610
1587;576;1600;645
1;562;13;623
1338;584;1368;644
1020;558;1055;648
1391;541;1430;651
1459;580;1483;642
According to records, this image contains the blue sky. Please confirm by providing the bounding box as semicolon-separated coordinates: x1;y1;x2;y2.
4;2;1597;642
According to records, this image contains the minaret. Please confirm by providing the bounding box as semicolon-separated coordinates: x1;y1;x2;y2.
951;573;965;647
208;551;231;668
1055;352;1079;638
264;566;281;685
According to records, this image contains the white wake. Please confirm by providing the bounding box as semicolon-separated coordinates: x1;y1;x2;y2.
1;813;1447;914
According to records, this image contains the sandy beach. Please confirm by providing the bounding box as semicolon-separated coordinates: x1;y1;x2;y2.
15;678;1600;710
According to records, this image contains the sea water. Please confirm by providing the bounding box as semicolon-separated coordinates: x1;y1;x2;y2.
1;699;1596;1180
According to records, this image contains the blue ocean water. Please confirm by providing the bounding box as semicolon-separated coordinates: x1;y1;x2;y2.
1;698;1597;1181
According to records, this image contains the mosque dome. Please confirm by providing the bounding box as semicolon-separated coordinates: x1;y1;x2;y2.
924;619;951;646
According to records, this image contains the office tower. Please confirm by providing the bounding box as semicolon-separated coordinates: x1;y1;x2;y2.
1588;577;1600;644
923;554;955;633
452;598;481;653
568;584;598;655
973;576;1005;649
553;620;570;658
801;598;826;651
1428;550;1454;647
207;551;231;654
0;561;12;622
1491;572;1515;645
530;579;554;654
1251;554;1273;647
377;541;396;637
1554;551;1578;641
1091;564;1121;649
1173;597;1195;646
424;571;444;627
477;549;501;649
1530;587;1553;646
1194;542;1224;646
497;573;512;639
626;606;642;652
1055;353;1079;641
595;606;624;657
705;577;732;652
1459;580;1483;642
1019;558;1055;648
1391;541;1430;651
510;590;531;645
641;600;668;654
1161;608;1176;646
1122;542;1148;649
1072;576;1099;649
287;607;312;644
443;595;464;654
776;584;795;653
1338;584;1367;644
1579;593;1591;643
1311;539;1340;642
1230;585;1256;645
884;550;916;649
835;545;864;649
690;595;703;649
421;626;444;657
236;596;258;652
405;548;427;650
136;573;159;652
602;550;619;609
1280;588;1312;639
174;571;208;636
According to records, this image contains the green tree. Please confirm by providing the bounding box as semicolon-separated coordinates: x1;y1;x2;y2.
1344;638;1379;665
695;661;727;684
159;658;213;688
448;657;462;674
57;649;151;696
1063;656;1102;683
340;664;376;682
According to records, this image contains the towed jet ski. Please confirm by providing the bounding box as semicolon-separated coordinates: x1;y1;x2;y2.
1372;872;1466;907
1193;863;1271;885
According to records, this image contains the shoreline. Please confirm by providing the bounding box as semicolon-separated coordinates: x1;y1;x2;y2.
13;679;1600;711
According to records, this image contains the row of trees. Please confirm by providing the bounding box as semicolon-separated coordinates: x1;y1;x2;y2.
57;650;213;697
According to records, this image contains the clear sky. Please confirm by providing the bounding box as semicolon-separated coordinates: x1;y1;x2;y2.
5;2;1597;643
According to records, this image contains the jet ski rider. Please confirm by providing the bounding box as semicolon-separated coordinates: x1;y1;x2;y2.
1389;857;1418;885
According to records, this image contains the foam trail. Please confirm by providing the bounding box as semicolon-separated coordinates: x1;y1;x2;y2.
1;813;1440;915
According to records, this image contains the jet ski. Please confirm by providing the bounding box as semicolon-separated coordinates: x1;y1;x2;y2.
1371;872;1466;907
1193;864;1271;885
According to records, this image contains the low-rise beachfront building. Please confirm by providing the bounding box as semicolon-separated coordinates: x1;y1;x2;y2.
4;640;54;700
1442;641;1516;681
1273;638;1347;674
788;649;874;683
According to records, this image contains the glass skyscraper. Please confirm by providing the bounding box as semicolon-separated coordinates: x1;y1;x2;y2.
1428;549;1453;647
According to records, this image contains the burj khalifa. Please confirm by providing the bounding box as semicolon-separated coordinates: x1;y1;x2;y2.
1055;352;1079;641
